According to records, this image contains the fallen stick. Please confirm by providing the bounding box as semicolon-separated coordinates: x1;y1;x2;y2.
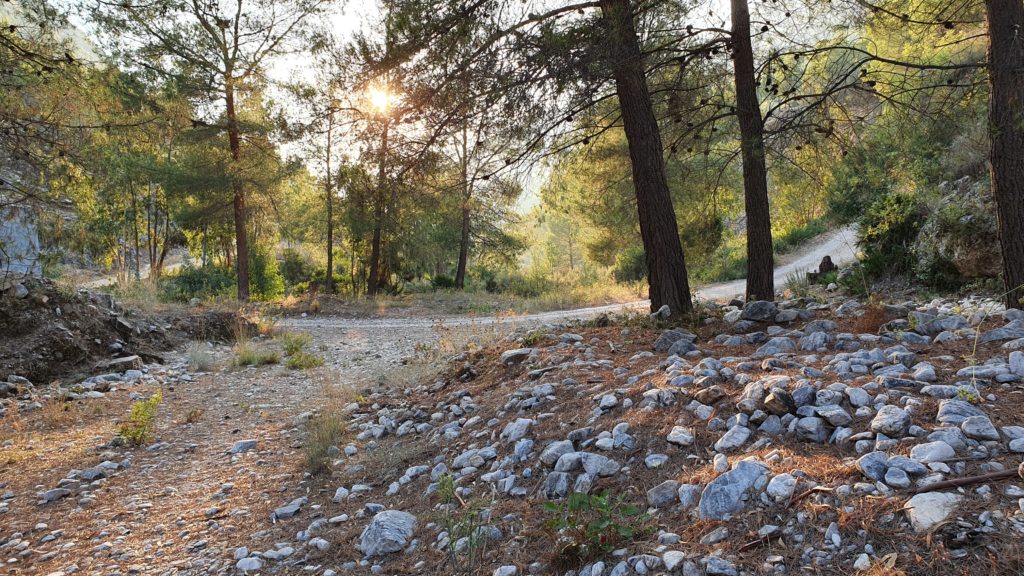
909;462;1024;494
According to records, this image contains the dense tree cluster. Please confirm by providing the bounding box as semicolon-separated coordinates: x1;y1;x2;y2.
2;0;1022;308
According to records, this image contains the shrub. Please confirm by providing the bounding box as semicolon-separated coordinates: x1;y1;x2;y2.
234;343;279;366
431;274;456;289
612;246;646;284
286;351;324;370
278;331;313;356
161;264;235;302
186;341;214;372
280;248;315;287
304;412;345;474
118;391;162;446
543;490;650;568
859;192;924;277
248;245;285;301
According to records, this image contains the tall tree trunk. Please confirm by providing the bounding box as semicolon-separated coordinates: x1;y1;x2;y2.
731;0;775;302
986;0;1024;309
129;183;141;281
325;107;335;294
455;203;470;289
226;80;250;301
599;0;693;315
455;124;471;290
367;119;389;296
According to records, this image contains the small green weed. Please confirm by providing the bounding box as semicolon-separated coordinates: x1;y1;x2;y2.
304;412;345;474
234;343;279;366
279;331;313;356
435;473;492;575
118;391;162;446
543;490;650;568
287;351;324;370
522;330;544;346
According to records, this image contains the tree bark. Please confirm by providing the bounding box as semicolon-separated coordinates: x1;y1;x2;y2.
455;125;471;289
325;107;335;294
226;80;250;301
731;0;775;302
367;118;389;296
599;0;693;315
986;0;1024;308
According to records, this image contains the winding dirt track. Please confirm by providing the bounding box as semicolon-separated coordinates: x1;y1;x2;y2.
278;225;859;377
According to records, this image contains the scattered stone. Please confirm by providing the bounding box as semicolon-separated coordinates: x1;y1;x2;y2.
359;510;417;557
905;492;962;532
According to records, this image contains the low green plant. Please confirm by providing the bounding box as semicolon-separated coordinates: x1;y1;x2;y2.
784;269;812;299
118;391;162;446
286;351;324;370
542;490;650;568
234;343;280;367
304;412;345;474
522;330;544;346
279;331;313;356
435;473;492;575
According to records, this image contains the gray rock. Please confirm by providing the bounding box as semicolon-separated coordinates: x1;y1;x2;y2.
884;467;911;488
870;405;911;436
543;472;571;499
796;416;828;443
961;415;1000;441
236;557;263;571
766;473;797;502
580;453;620;477
654;329;697;352
230;439;258;454
936;399;986;425
540;440;575;466
905;492;962;532
666;426;695;447
677;484;701;509
753;337;796;358
816;404;853;427
647;480;680;508
359;510;417;557
742;301;778;322
41;488;71;503
857;451;889;481
1010;351;1024;377
910;440;956;463
698;460;767;519
500;348;535;366
713;426;751;453
500;418;532;442
705;556;738;576
273;497;307;520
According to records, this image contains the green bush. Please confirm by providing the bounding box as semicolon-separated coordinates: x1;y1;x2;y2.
612;246;646;283
118;391;162;446
431;274;456;289
775;218;829;254
859;192;924;277
161;264;235;302
286;351;324;370
543;490;650;567
248;245;285;301
280;248;315;287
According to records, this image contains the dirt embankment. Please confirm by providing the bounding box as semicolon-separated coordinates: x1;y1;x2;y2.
1;277;246;384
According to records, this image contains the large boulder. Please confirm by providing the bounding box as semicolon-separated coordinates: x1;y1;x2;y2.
698;460;767;520
359;510;417;557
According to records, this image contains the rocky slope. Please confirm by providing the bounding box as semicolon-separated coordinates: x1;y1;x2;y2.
4;294;1024;576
